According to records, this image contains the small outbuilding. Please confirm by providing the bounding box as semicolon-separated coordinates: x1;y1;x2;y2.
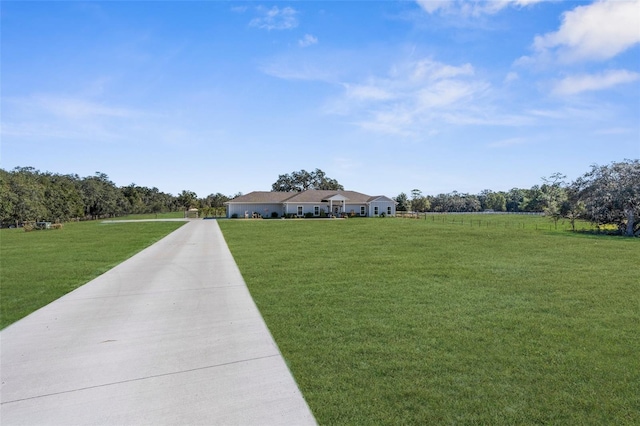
184;208;199;219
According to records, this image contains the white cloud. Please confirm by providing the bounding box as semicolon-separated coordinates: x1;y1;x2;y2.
35;95;140;119
415;0;450;14
416;0;546;16
527;0;640;64
552;69;640;95
298;34;318;48
249;6;298;30
330;58;493;135
1;94;147;142
344;83;394;101
504;71;519;84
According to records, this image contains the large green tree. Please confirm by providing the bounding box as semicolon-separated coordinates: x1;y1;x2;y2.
79;172;126;219
42;173;84;222
5;167;48;224
271;168;343;192
394;193;409;211
571;159;640;236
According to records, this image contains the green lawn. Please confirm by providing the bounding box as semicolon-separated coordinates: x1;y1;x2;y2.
0;220;185;329
104;211;186;220
219;216;640;425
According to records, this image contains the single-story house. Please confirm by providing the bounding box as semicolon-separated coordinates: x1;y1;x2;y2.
224;190;397;218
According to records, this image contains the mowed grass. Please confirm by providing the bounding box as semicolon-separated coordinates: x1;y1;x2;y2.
219;217;639;425
105;211;186;220
0;220;185;329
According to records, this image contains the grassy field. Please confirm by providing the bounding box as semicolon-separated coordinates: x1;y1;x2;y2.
219;216;639;425
103;211;186;220
0;220;185;329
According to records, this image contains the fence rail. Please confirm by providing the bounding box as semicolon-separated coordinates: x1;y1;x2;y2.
396;211;544;218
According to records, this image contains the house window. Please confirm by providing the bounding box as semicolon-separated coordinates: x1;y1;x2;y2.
387;206;392;215
314;206;320;216
374;206;379;215
297;206;303;216
360;206;366;216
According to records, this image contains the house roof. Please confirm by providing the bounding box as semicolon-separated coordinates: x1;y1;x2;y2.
225;190;394;205
225;191;295;204
284;190;373;203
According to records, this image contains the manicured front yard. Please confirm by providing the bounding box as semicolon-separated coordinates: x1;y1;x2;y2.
0;220;185;329
219;217;639;425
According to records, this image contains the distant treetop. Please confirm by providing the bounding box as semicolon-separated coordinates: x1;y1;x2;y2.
271;168;344;192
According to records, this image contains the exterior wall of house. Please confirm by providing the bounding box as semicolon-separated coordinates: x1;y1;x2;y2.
344;204;367;216
369;200;396;216
226;203;284;218
285;203;377;217
283;203;329;217
225;196;397;218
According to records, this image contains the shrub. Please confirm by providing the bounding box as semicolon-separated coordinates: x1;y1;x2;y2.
52;223;64;230
23;223;34;232
304;212;314;218
231;213;238;219
271;212;279;218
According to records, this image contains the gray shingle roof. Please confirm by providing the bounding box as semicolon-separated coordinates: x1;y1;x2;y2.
225;190;382;204
225;191;295;204
284;190;372;203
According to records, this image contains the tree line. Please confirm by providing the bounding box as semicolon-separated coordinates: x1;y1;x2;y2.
395;159;639;237
0;167;234;227
2;160;637;236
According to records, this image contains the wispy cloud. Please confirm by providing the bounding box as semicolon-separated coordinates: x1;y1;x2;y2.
416;0;547;17
249;6;298;30
520;0;640;65
551;69;640;96
298;34;318;48
2;94;147;143
328;58;495;135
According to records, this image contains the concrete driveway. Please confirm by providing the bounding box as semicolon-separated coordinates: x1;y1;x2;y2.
0;220;316;425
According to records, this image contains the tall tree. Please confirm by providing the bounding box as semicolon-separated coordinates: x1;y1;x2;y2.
410;189;429;212
79;172;124;219
177;190;198;209
0;169;16;225
480;190;506;212
271;168;343;192
42;173;84;222
505;188;527;212
572;159;640;236
541;173;567;229
6;167;47;224
394;193;409;211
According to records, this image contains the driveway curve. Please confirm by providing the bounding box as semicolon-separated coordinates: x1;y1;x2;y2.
1;220;316;425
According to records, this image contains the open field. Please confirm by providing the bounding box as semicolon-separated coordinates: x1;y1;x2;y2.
219;216;639;425
102;211;186;220
0;220;185;329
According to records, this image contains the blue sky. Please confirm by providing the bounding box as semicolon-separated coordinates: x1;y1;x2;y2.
2;0;639;198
